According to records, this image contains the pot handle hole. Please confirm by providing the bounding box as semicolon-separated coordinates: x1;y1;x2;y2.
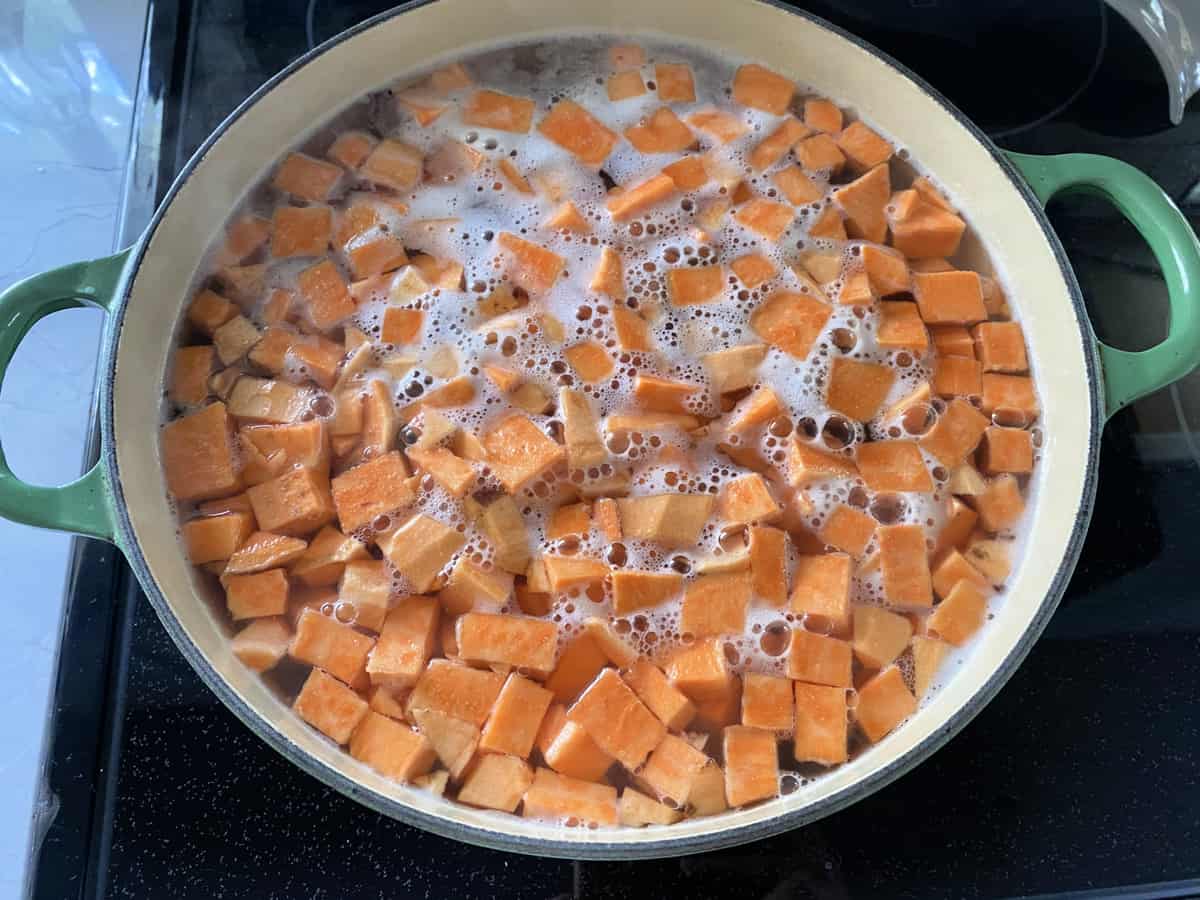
0;251;129;544
1007;151;1200;420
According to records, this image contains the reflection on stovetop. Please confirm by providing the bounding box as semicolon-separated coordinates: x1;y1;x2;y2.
31;1;1200;898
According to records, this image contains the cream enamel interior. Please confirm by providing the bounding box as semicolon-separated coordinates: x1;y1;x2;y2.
109;0;1094;854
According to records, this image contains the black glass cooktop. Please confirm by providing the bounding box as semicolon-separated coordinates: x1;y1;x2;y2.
27;1;1200;897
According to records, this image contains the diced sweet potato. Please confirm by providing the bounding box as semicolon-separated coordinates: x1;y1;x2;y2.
819;504;876;557
479;672;553;758
182;511;254;564
914;270;987;325
852;604;913;669
681;571;752;637
620;787;682;826
729;254;778;289
380;307;423;346
408;445;477;498
330;451;412;534
563;341;614;383
919;397;990;467
703;344;768;395
290;605;374;685
539;704;614;781
625;106;696;154
878;523;932;607
975;473;1025;533
666;265;724;306
827;357;895;422
666;637;731;703
162;402;241;502
974;321;1029;373
856;665;916;742
744;525;786;605
481;414;566;493
187;289;238;337
793;681;848;765
876;301;928;352
293;667;367;744
546;503;590;541
358;138;423;193
856;441;933;493
523;766;618;825
365;594;439;689
803;98;843;133
349;710;436;782
225;531;307;576
297;259;356;330
586;247;626;299
611;570;683;614
231;616;292;672
273;152;341;202
477;497;530;575
541;555;608;593
428;61;473;93
439;556;513;616
580;618;636;671
655;62;696;102
409;658;504;729
243;420;330;476
616;494;714;548
794;134;846;175
245;465;334;537
787;628;852;687
327;129;378;168
457;612;557;675
544;633;608;704
329;558;387;631
717;473;779;525
378;514;465;593
221;214;272;263
458;753;533;812
687;108;749;144
932;325;976;362
723;725;778;806
860;245;909;296
935;497;979;557
837;121;892;173
639;732;709;804
741;673;793;732
912;634;950;699
568;668;665;768
606;173;677;220
538;99;618;166
734;198;794;241
750;290;830;358
788;439;858;486
890;192;966;259
225;569;289;620
789;553;852;630
557;388;606;471
834;164;890;242
981;374;1039;419
496;231;563;296
772;165;823;207
624;659;696;730
749;117;809;171
497;158;534;194
606;69;647;101
732;63;794;114
661;155;709;191
271;205;332;258
461;88;535;133
410;706;479;778
979;426;1033;475
838;270;874;306
928;579;988;646
170;345;215;407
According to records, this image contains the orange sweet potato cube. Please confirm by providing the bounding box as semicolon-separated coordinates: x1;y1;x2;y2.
750;290;831;358
457;612;558;675
381;307;423;345
365;595;439;689
981;374;1039;419
827;357;895;422
773;165;823;206
538;704;614;782
564;341;614;382
682;571;752;638
290;525;367;587
463;89;535;133
411;705;478;778
912;634;949;699
497;231;564;296
890;192;966;259
542;555;608;592
980;426;1034;474
633;374;700;414
855;665;916;742
409;658;504;728
666;265;724;305
852;604;913;669
913;270;987;325
615;494;714;548
293;667;367;744
538;99;618;166
928;579;988;646
606;69;647;101
808;204;847;240
666;637;731;702
359;138;423;192
687;108;749;143
723;725;778;806
497;158;534;194
704;343;768;394
545;633;609;704
428;61;473;92
803;98;843;133
457;753;533;812
221;214;271;263
544;201;591;235
182;511;255;564
568;668;665;769
297;259;356;330
479;672;553;758
794;134;846;175
327;129;377;168
245;465;334;537
935;497;979;557
730;253;778;288
224;531;307;576
407;446;477;497
271;205;332;258
170;345;215;406
931;547;989;600
861;244;910;296
719;473;781;525
749;117;809;171
819;505;876;557
974;321;1029;373
612;570;683;614
878;523;932;607
438;556;513;615
620;787;683;826
788;439;858;486
273;152;341;202
625;106;696;154
546;502;591;540
655;62;696;102
482;414;567;493
187;289;238;336
688;761;728;815
747;525;788;605
837;120;892;172
162;402;240;502
593;498;622;542
787;628;852;687
225;569;289;620
727;386;783;434
290;606;374;685
920;397;990;467
789;553;851;630
231;616;292;672
330;451;413;533
793;681;848;765
692;673;743;731
833;164;890;242
625;660;696;730
639;733;709;804
856;441;933;493
742;672;793;732
523;767;618;826
589;246;625;297
734;198;795;242
975;473;1025;532
379;513;465;593
662;155;709;191
934;355;983;398
606;173;677;220
732;63;794;114
876;301;928;353
349;710;436;782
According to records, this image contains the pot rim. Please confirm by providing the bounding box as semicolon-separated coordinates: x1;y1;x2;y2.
98;0;1103;859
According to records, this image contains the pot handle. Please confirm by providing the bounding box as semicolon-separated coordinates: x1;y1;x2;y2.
1007;151;1200;420
0;250;129;544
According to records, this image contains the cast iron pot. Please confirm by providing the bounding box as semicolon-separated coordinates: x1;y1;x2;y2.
1;0;1197;859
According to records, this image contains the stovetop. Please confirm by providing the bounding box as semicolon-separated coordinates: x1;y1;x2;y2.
28;1;1200;898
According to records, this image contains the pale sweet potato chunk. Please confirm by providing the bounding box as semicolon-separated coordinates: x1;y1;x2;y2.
748;525;788;605
523;767;618;826
379;513;465;593
457;754;533;812
639;733;709;804
482;414;566;493
750;290;831;359
920;398;990;467
794;681;848;765
912;635;950;699
856;441;933;492
723;725;778;806
408;445;477;497
463;89;534;133
688;761;728;815
480;672;553;758
542;554;608;592
687;108;749;144
226;569;289;620
732;63;794;114
568;668;665;768
439;556;513;615
162;402;241;502
616;494;714;548
290;606;374;685
349;710;436;782
935;497;979;557
620;787;683;826
682;571;752;637
819;504;876;557
741;672;793;732
718;473;780;525
328;130;379;168
734;198;794;241
273;152;341;202
225;531;307;576
606;173;677;221
655;62;696;102
787;628;852;687
182;511;254;564
878;524;933;607
788;439;858;486
297;259;356;330
789;554;852;630
852;604;913;669
366;595;439;689
457;612;558;674
538;100;619;166
231;616;292;672
833;164;889;243
975;473;1025;532
409;658;503;729
170;346;215;406
625;107;696;154
981;374;1039;419
855;665;916;741
749;117;809;171
410;706;479;779
826;357;895;422
666;265;724;306
691;673;742;731
661;155;709;191
293;667;368;744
